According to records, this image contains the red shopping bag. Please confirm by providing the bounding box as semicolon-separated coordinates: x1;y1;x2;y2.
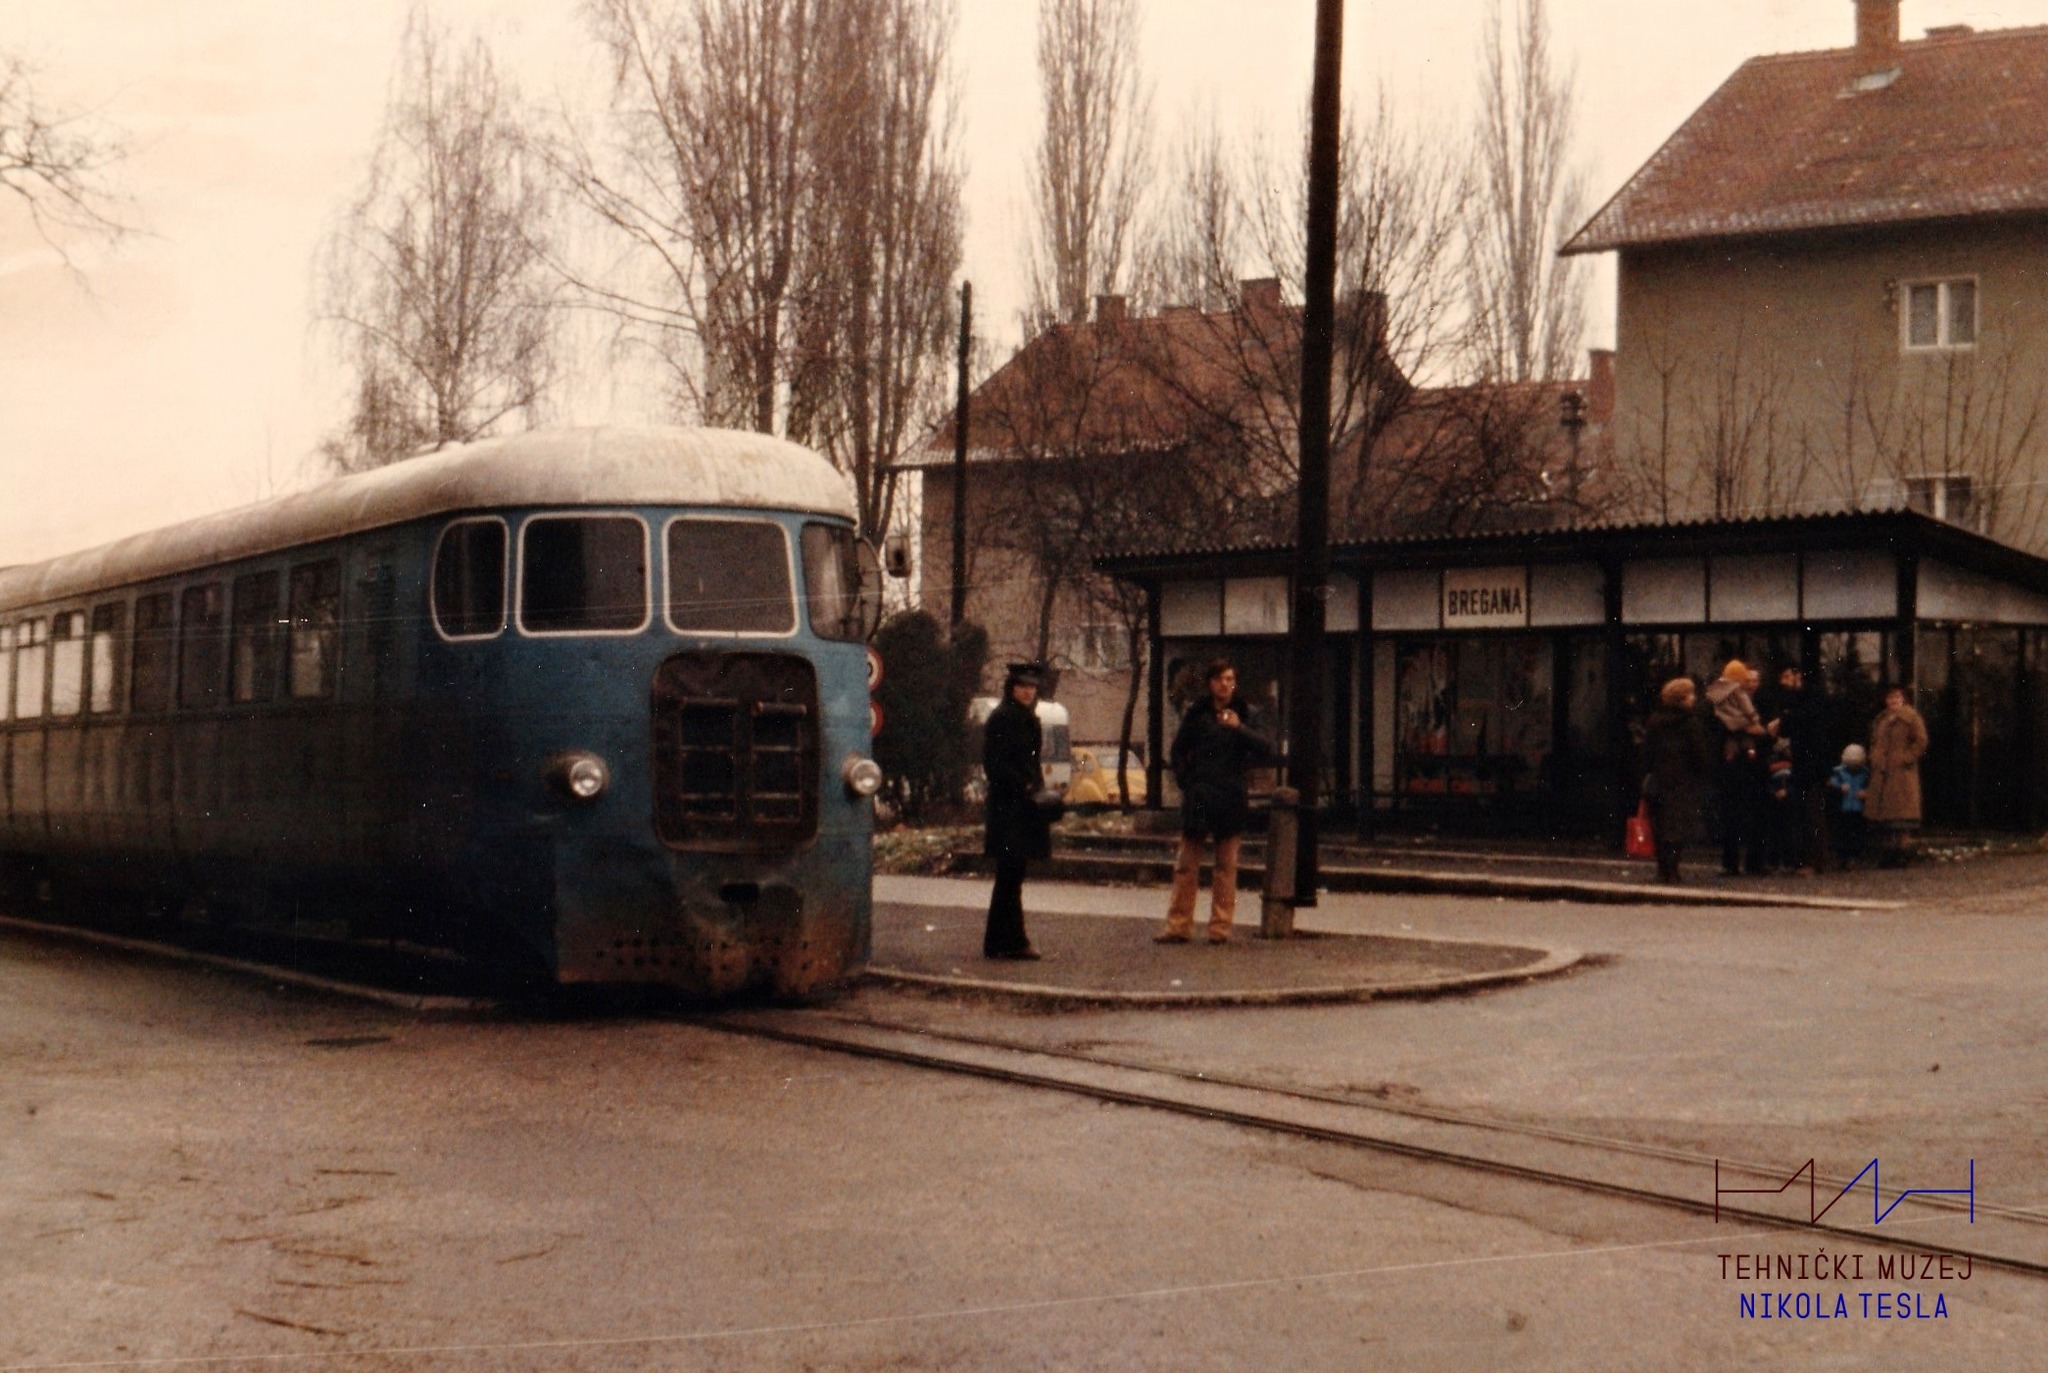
1625;798;1656;859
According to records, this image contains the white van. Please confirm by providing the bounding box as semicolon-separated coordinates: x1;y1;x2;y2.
969;696;1073;791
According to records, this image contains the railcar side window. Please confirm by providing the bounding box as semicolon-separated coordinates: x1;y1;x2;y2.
90;604;124;714
800;523;883;642
178;584;226;710
288;561;341;699
231;572;281;703
16;618;47;718
131;594;174;713
49;611;86;717
519;515;648;634
433;519;507;639
666;518;795;635
0;625;14;720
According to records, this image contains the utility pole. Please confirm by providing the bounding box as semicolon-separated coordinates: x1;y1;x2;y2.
1285;0;1343;908
951;281;972;631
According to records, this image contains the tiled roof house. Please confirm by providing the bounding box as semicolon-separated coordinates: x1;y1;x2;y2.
902;285;1610;739
1566;0;2048;548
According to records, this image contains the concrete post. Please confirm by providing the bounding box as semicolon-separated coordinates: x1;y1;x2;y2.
1261;788;1301;939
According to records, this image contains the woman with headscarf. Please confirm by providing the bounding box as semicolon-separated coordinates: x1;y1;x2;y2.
1867;684;1929;868
1641;677;1711;883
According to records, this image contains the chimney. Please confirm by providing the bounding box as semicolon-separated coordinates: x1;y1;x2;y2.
1093;294;1127;326
1588;349;1616;423
1855;0;1900;58
1239;278;1283;315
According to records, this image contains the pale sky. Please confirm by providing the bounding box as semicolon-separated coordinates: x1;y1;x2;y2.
3;0;2043;564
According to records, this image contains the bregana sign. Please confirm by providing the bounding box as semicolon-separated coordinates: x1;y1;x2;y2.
1441;566;1529;629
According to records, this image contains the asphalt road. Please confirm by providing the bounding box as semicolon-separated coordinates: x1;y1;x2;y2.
5;864;2048;1370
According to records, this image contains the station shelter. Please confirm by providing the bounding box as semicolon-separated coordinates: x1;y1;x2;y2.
1101;510;2048;837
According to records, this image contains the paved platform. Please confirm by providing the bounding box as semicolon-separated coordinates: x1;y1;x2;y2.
867;895;1580;1007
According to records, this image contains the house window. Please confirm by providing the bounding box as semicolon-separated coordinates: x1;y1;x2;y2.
1904;279;1976;350
1905;474;1978;529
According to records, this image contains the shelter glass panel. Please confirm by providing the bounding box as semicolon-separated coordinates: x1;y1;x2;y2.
520;515;649;634
231;572;281;704
1565;633;1609;756
432;519;508;639
16;618;47;719
131;594;174;713
669;518;794;635
90;603;124;714
1918;627;2023;828
178;584;226;710
50;611;86;717
288;562;341;700
1391;636;1552;796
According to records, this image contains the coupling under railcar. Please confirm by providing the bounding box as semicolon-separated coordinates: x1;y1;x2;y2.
0;427;884;997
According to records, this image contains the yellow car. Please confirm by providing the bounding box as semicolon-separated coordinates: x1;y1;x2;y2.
1065;747;1147;809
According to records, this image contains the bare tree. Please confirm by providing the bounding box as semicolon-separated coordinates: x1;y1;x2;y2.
1465;0;1587;383
793;0;963;541
1127;95;1468;510
558;0;961;541
318;15;558;472
568;0;823;431
1025;0;1152;327
1134;109;1241;313
0;54;132;262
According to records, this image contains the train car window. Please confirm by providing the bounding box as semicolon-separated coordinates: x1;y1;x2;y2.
49;611;87;717
16;618;48;719
89;603;125;714
518;515;649;635
665;518;795;635
230;572;281;703
177;584;227;710
288;561;341;699
800;523;883;642
130;594;175;713
0;624;14;721
432;518;508;639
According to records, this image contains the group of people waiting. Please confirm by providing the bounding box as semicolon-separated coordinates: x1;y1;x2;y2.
1640;659;1928;884
981;656;1269;959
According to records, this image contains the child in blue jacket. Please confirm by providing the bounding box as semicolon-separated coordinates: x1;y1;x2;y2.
1827;744;1870;868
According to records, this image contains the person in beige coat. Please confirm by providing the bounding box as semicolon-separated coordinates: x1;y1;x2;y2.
1866;685;1929;867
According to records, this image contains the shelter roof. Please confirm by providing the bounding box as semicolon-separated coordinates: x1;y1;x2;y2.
1565;24;2048;254
1098;507;2048;601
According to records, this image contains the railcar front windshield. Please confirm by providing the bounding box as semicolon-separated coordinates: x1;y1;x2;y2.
520;515;650;634
800;523;882;642
667;518;795;635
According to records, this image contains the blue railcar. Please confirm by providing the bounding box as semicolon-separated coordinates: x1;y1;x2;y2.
0;427;884;995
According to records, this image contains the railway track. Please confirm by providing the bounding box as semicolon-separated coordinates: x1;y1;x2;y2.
702;1006;2048;1280
11;908;2042;1280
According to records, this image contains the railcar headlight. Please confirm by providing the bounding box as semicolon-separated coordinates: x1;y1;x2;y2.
548;751;611;800
842;755;885;799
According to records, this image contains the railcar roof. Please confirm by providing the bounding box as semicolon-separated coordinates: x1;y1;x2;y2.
0;427;856;613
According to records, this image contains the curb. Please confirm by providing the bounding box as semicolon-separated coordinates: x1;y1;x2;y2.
955;853;1903;912
0;914;500;1017
861;943;1586;1008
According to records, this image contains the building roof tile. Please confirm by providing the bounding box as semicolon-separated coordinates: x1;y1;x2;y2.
1565;24;2048;254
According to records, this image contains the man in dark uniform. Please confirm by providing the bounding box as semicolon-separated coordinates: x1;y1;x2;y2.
982;662;1050;960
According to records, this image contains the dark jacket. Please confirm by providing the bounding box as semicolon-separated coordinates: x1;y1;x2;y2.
1641;704;1710;845
1170;695;1274;840
983;695;1050;862
1772;685;1836;787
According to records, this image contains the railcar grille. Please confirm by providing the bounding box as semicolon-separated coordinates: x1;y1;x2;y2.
653;652;819;851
